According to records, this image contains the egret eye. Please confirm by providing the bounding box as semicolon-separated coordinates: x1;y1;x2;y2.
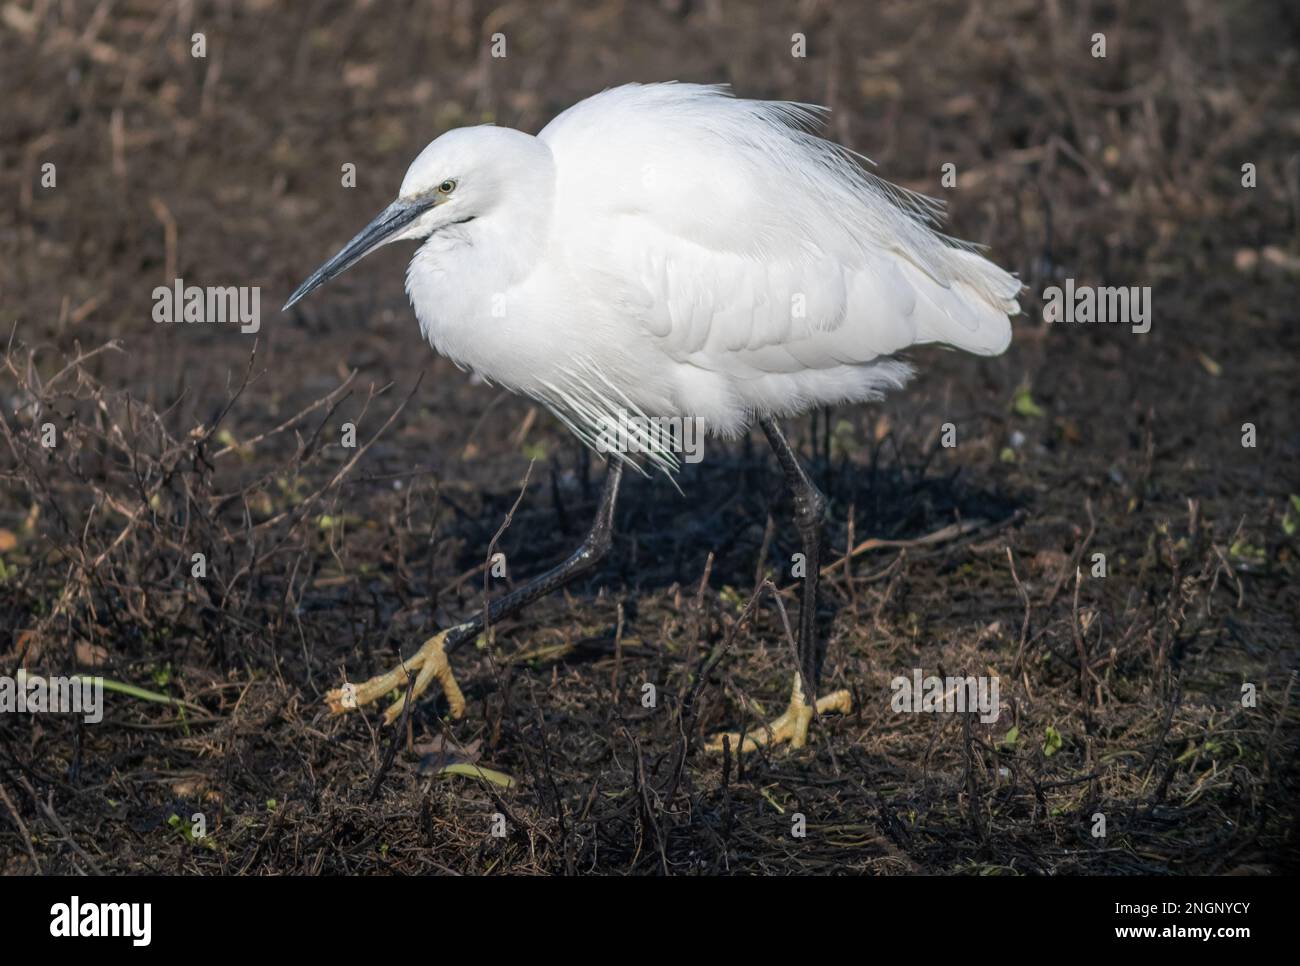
438;179;457;194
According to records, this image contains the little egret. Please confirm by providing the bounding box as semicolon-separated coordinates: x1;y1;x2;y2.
285;83;1019;751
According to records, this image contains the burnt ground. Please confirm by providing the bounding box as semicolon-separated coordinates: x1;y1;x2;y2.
1;0;1298;875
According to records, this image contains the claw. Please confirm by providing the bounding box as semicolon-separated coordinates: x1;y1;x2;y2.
325;627;466;723
705;674;851;753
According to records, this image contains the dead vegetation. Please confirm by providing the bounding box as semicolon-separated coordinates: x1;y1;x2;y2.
1;0;1298;874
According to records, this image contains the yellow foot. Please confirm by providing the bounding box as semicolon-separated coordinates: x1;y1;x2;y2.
325;627;466;725
704;674;851;754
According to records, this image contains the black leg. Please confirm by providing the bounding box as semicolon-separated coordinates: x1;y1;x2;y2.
444;459;624;655
758;416;827;699
328;461;625;722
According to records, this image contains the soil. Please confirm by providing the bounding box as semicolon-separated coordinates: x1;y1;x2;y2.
1;0;1297;874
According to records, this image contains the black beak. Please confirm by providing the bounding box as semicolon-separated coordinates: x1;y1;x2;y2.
282;198;432;311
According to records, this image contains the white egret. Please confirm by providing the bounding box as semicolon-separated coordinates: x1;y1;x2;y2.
285;83;1019;750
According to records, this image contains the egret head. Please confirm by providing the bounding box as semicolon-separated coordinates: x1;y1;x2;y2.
283;125;552;311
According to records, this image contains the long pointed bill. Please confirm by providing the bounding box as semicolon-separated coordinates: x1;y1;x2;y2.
282;198;431;311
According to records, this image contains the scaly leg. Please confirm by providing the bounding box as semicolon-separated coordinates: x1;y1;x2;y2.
326;461;624;723
704;675;852;753
705;418;851;752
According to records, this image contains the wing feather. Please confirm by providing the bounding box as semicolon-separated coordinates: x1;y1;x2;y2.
541;84;1018;375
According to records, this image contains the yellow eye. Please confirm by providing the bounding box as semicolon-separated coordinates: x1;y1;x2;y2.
438;179;457;194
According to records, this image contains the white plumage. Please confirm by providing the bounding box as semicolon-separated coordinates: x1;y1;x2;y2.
292;82;1020;473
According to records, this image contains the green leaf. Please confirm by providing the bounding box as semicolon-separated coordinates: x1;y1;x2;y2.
1043;726;1063;757
1013;387;1045;419
1002;725;1020;747
439;763;516;788
167;813;201;844
70;675;204;713
1283;495;1300;536
1228;538;1266;563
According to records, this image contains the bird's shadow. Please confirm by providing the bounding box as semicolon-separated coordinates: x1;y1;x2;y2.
435;427;1023;620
